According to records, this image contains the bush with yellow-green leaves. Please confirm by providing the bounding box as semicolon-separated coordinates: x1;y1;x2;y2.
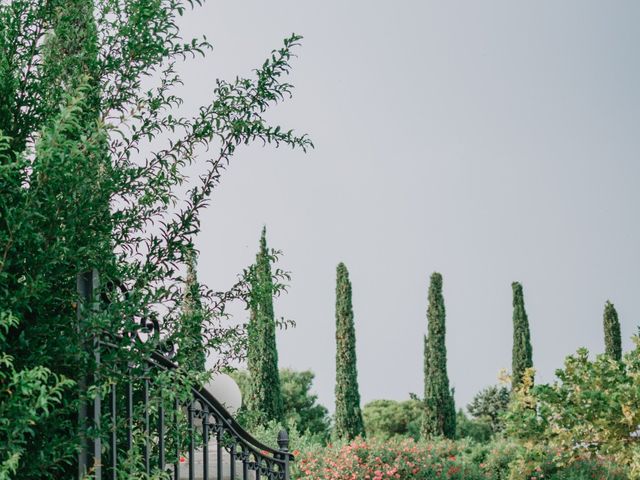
505;338;640;477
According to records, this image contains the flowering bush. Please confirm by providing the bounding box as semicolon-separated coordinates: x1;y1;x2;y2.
291;436;628;480
293;437;485;480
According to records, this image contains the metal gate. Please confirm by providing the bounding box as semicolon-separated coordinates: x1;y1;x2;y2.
77;271;292;480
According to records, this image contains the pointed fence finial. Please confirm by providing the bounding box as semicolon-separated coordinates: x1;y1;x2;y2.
277;429;289;451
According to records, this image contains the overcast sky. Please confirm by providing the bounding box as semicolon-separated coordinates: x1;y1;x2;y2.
176;1;640;411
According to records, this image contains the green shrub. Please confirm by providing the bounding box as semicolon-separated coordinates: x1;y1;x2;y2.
465;439;523;480
547;459;628;480
231;369;331;441
505;343;640;474
363;399;422;440
0;312;73;479
467;386;510;434
243;418;325;455
471;439;629;480
456;409;493;443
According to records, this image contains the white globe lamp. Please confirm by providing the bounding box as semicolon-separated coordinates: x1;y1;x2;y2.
204;373;242;415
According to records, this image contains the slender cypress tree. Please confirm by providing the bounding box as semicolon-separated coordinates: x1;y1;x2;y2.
422;272;456;439
511;282;533;388
178;248;207;372
603;300;622;361
245;227;284;423
334;262;365;440
446;387;456;436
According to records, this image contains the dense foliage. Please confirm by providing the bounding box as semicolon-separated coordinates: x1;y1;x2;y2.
455;410;493;443
505;340;640;476
333;262;365;440
232;368;330;440
422;272;456;439
0;0;310;474
511;282;533;388
467;385;510;435
464;439;628;480
0;312;73;480
280;369;331;439
363;399;422;440
603;300;622;361
245;227;285;424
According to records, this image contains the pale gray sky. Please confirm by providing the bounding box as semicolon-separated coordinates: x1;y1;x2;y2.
178;1;640;411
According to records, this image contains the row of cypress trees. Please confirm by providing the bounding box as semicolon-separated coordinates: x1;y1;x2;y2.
420;277;624;439
332;272;625;440
239;227;625;441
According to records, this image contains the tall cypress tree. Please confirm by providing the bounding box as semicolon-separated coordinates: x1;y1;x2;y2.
511;282;533;388
245;227;284;423
422;272;456;439
334;262;365;440
603;300;622;361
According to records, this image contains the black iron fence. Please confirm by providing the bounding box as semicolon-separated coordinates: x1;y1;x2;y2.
77;271;293;480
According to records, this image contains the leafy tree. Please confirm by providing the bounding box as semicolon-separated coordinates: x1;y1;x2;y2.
362;399;422;440
0;0;311;474
280;369;331;439
245;227;285;424
467;385;510;434
455;409;492;443
603;300;622;361
334;262;365;440
0;312;73;479
512;282;533;388
422;272;456;439
233;368;330;439
505;341;640;476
